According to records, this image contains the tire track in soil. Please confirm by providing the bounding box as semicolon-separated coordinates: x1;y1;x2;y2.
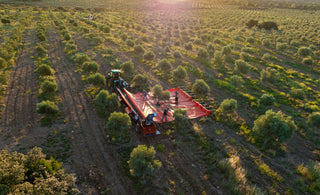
0;27;38;146
47;27;134;194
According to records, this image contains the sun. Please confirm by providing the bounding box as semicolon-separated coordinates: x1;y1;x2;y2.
154;0;186;5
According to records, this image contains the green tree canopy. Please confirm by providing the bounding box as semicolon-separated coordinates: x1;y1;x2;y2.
127;145;162;184
94;90;119;118
0;147;78;194
253;110;296;148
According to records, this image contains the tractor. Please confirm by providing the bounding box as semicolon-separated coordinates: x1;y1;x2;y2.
106;69;129;92
106;69;159;136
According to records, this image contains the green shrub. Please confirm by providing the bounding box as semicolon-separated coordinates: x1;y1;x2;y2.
241;47;254;54
253;110;296;148
0;147;78;194
213;51;225;67
219;98;237;114
0;71;9;84
200;33;209;42
81;26;89;33
74;53;90;65
128;145;162;184
36;44;47;57
184;42;193;50
229;75;244;88
173;50;182;59
235;59;250;74
276;43;287;51
63;33;71;41
131;74;149;90
94;90;119;118
198;48;208;58
173;65;187;81
161;90;170;101
0;57;7;69
120;60;134;75
164;46;170;53
290;40;300;47
64;42;77;54
106;112;131;140
213;38;221;44
222;45;231;55
152;84;163;99
207;43;215;55
87;73;106;87
302;57;313;65
290;88;304;100
143;50;155;61
262;39;270;47
37;100;59;115
156;144;165;152
82;61;99;74
120;33;127;41
36;64;54;76
157;59;172;72
307;112;320;128
37;31;46;42
173;109;188;132
298;47;312;57
193;38;202;45
126;39;135;47
192;79;210;97
102;25;110;33
258;93;275;108
262;53;274;61
246;36;255;44
40;80;58;100
260;67;279;83
240;52;251;61
133;45;145;55
1;18;10;24
141;35;148;42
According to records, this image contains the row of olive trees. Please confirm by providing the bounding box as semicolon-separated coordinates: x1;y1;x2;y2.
0;11;31;107
34;19;60;126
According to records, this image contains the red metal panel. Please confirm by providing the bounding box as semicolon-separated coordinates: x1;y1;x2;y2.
124;88;210;123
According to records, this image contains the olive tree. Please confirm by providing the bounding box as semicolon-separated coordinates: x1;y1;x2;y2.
219;98;237;114
0;147;78;194
253;110;296;148
127;145;162;184
94;90;119;118
106;112;131;141
192;79;210;97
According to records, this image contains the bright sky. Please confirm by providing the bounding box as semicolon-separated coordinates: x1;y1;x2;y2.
155;0;186;5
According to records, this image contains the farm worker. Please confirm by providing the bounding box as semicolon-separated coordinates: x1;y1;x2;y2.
161;107;168;122
175;91;179;105
145;113;157;125
143;89;147;101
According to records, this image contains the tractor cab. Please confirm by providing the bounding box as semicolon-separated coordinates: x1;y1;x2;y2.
107;69;130;91
108;69;121;79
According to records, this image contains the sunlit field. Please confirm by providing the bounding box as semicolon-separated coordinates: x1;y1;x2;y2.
0;0;320;194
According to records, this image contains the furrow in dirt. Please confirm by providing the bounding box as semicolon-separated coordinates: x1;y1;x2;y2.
47;27;134;194
0;28;38;144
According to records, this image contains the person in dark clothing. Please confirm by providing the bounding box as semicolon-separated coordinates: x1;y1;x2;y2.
161;107;168;122
175;91;179;105
143;89;147;101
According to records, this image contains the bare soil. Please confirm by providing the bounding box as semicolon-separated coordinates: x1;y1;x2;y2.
46;27;135;194
0;27;43;151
